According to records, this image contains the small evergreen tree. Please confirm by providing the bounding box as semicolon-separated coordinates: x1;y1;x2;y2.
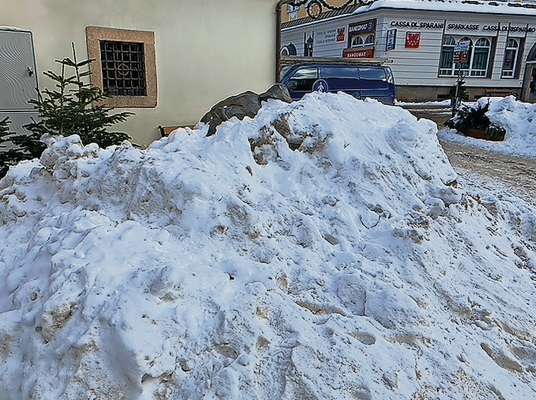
0;117;9;137
0;117;46;178
26;43;133;148
0;117;12;178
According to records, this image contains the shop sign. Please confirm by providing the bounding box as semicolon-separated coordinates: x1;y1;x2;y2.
316;27;348;45
405;32;421;49
454;40;470;64
390;20;444;30
391;20;536;34
447;23;480;31
454;40;470;53
347;19;377;50
348;19;377;35
337;27;346;43
304;32;314;57
386;29;397;51
343;48;375;59
316;29;337;45
483;24;536;33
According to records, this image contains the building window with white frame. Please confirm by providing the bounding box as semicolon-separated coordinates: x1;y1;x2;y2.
502;38;519;78
438;36;456;76
350;36;364;48
350;34;375;48
471;38;491;77
439;36;493;78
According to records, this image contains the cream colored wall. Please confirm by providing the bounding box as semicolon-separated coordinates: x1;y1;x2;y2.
3;0;279;146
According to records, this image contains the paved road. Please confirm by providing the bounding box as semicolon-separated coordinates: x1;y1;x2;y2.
440;140;536;205
400;104;536;205
402;104;453;126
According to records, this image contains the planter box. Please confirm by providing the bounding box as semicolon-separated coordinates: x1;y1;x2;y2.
459;125;506;142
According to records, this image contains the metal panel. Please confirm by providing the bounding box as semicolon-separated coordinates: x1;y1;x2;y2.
0;111;39;136
0;29;38;111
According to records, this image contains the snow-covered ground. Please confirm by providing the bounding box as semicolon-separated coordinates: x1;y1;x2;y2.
440;96;536;159
1;93;536;400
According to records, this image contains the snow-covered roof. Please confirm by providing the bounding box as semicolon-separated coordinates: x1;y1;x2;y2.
358;0;536;16
282;0;536;30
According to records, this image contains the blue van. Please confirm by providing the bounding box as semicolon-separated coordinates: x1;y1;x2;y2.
281;63;396;105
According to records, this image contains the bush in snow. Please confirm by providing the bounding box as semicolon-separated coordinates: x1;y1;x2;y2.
446;100;506;141
442;96;536;157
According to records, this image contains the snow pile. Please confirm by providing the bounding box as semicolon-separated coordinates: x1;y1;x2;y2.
440;96;536;158
1;93;536;400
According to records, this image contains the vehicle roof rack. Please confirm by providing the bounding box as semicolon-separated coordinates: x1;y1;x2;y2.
280;56;390;67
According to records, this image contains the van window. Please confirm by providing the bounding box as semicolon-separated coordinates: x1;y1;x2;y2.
358;67;387;81
289;67;318;91
320;67;360;79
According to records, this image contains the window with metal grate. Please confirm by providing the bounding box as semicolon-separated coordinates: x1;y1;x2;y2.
99;41;147;97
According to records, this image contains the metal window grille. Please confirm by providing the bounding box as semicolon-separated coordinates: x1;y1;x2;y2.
100;41;147;97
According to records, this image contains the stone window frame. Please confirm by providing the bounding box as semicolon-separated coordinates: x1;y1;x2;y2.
86;26;157;108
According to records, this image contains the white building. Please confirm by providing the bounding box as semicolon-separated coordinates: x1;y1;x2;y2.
1;0;279;146
281;0;536;102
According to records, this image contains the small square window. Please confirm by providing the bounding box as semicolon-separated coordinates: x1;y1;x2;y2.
86;26;157;108
99;40;147;97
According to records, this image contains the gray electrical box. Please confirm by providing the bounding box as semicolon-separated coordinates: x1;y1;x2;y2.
0;27;39;135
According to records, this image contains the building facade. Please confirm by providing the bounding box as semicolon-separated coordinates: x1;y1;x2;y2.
282;0;358;22
1;0;279;146
281;0;536;101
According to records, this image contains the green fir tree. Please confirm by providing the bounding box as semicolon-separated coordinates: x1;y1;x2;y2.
1;44;134;178
25;43;133;148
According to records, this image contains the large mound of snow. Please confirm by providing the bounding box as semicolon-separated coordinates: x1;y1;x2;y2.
1;93;536;400
440;96;536;158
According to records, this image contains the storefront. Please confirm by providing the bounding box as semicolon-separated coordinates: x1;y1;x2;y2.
281;0;536;101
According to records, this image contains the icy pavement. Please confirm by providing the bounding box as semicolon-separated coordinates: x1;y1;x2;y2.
1;94;536;400
441;140;536;206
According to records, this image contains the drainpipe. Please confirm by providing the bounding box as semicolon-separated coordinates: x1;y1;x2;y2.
276;0;293;82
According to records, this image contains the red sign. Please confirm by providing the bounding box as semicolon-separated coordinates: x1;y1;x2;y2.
343;48;375;59
455;52;469;65
336;27;346;43
405;32;421;48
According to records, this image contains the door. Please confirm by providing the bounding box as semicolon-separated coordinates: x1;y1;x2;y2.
0;29;38;111
523;64;536;103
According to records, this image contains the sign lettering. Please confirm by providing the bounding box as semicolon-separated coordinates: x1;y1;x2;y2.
390;20;536;33
343;48;375;59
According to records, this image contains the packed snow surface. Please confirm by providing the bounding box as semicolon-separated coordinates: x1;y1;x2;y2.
1;93;536;400
440;96;536;159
